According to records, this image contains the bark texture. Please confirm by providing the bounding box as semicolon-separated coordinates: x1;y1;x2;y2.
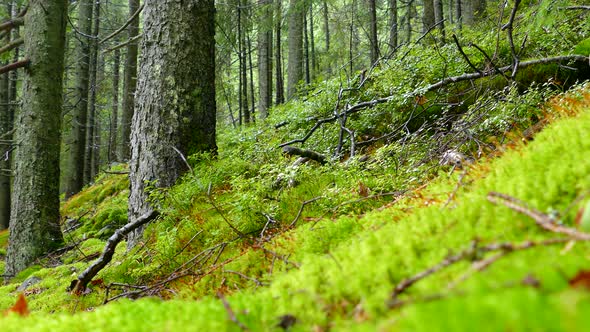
388;0;397;53
6;0;67;277
65;0;93;197
109;48;120;162
257;0;273;119
127;0;216;248
85;0;101;184
287;0;303;99
368;0;379;65
0;49;9;230
119;0;140;160
422;0;435;34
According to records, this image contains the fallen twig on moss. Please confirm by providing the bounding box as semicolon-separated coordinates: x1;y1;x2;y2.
218;292;250;331
72;210;160;294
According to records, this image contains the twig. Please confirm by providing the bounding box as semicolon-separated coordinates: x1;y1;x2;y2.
452;34;481;75
290;197;322;227
501;0;521;77
259;212;276;241
172;146;193;173
73;210;160;294
224;270;265;286
103;34;142;54
487;192;590;240
100;4;144;44
218;292;250;331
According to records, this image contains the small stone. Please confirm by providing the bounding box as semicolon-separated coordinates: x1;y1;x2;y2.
17;276;42;292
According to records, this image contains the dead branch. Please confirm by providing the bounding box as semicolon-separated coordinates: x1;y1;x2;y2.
103;34;142;54
0;17;23;33
279;55;587;148
290;197;322;227
218;292;250;331
100;4;144;45
452;34;481;75
501;0;522;77
224;269;265;286
282;146;327;164
73;210;160;294
0;37;23;55
562;6;590;10
0;59;29;75
487;192;590;240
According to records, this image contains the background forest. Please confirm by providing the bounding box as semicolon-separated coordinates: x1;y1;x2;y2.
0;0;589;330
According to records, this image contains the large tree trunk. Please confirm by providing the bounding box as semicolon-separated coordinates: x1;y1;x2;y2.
287;0;303;99
85;0;101;184
257;0;273;119
6;0;67;277
64;0;93;198
127;0;216;248
368;0;379;65
119;0;140;161
109;48;121;163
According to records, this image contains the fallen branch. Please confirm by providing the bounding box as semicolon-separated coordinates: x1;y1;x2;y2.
487;192;590;240
0;17;23;33
562;6;590;10
282;146;327;164
290;197;322;227
218;292;250;331
279;55;588;148
72;210;160;294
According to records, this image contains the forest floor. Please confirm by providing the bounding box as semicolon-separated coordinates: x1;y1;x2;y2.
1;82;590;331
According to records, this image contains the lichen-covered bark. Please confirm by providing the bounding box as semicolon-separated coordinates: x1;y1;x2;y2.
108;48;120;162
65;0;93;197
127;0;216;248
0;56;10;230
6;0;67;277
258;0;273;119
84;0;101;184
119;0;140;161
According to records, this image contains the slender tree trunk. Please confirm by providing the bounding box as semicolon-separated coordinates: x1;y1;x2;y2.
456;0;463;30
65;0;93;197
85;0;101;184
405;0;413;42
309;3;317;77
368;0;379;65
388;0;398;53
6;0;67;277
257;0;273;119
247;34;256;121
322;0;329;52
275;0;285;104
434;0;445;42
303;11;311;85
127;0;216;248
109;48;121;163
287;0;304;99
119;0;140;160
0;42;9;231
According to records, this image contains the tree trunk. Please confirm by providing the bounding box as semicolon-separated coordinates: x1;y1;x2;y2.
109;47;121;163
6;0;67;277
405;0;413;42
247;34;256;121
85;0;101;184
287;0;303;99
257;0;273;119
368;0;379;65
422;0;435;34
65;0;93;198
388;0;397;53
434;0;445;42
303;9;310;84
0;43;9;231
456;0;463;30
119;0;140;161
127;0;216;248
309;3;316;77
275;0;285;105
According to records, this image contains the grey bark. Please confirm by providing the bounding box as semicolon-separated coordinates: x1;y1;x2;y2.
65;0;93;198
434;0;445;41
422;0;435;34
109;48;121;162
368;0;379;65
456;0;463;30
275;0;285;104
6;0;67;277
119;0;140;161
257;0;273;119
0;45;9;231
287;0;303;99
127;0;217;248
322;0;329;52
388;0;397;53
85;0;101;184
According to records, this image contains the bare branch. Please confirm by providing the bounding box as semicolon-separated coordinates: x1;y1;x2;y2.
0;37;23;56
100;4;144;45
0;59;29;75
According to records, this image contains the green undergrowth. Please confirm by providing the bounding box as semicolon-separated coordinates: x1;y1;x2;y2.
1;84;589;331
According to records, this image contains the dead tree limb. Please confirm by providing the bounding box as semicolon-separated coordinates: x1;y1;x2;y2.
100;4;144;45
103;34;142;54
502;0;522;77
0;59;29;75
279;55;587;148
0;38;23;56
452;34;481;75
282;146;327;164
562;6;590;10
0;17;23;33
218;292;250;331
72;210;160;294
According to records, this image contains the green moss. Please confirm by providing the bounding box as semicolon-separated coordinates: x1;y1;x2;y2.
574;37;590;56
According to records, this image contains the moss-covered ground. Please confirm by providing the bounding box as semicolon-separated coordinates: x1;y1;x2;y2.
0;81;589;331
